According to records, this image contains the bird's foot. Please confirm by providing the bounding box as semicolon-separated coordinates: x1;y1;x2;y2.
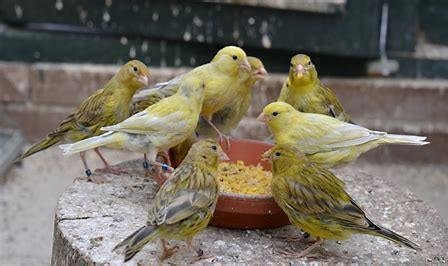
189;249;214;263
218;133;232;151
78;169;109;184
276;231;312;242
278;239;324;258
96;166;128;176
159;244;179;260
87;174;109;184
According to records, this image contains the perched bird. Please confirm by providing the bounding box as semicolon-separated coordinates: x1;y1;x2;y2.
263;144;420;257
59;77;206;175
19;60;150;177
278;54;351;122
197;56;268;136
169;56;267;165
133;46;251;144
258;102;428;168
113;139;229;262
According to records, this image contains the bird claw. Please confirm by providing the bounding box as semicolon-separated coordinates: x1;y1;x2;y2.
278;239;324;258
218;134;232;151
278;248;319;258
96;166;128;176
159;244;179;260
275;232;314;243
87;174;110;184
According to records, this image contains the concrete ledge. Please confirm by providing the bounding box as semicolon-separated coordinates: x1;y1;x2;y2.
51;160;448;265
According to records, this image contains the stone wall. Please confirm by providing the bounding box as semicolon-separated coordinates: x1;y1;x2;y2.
1;62;446;163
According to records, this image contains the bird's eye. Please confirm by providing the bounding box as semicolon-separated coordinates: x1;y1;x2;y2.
275;152;281;156
307;61;312;66
272;112;278;117
232;55;238;61
211;145;217;151
290;63;293;68
202;155;207;159
132;66;138;72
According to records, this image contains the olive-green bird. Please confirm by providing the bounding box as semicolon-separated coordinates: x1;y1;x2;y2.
278;54;351;122
169;56;267;165
113;139;229;262
263;145;420;258
19;60;150;176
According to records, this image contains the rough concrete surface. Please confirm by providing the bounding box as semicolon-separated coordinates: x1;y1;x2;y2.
52;160;448;265
0;146;140;266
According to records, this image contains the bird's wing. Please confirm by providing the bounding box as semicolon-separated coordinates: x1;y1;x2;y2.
318;83;349;121
73;88;110;128
101;108;187;135
133;74;184;101
150;165;216;225
281;164;367;227
297;115;384;151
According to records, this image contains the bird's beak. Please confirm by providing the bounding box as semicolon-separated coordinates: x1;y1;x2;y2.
137;74;149;86
254;67;268;80
261;150;271;161
240;58;251;72
295;64;305;79
256;113;266;123
219;150;230;161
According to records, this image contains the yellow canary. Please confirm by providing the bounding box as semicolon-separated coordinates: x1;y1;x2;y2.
169;56;267;165
197;56;267;136
264;144;420;257
19;60;149;176
258;102;428;168
113;139;228;262
133;46;251;143
278;54;351;122
59;77;205;174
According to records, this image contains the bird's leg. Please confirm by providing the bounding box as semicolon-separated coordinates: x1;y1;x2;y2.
203;115;231;150
78;151;107;184
143;153;149;169
156;150;170;165
94;148;128;175
159;239;179;260
80;152;91;177
144;150;173;179
279;238;324;258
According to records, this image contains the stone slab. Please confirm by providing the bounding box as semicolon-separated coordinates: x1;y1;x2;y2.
52;160;448;265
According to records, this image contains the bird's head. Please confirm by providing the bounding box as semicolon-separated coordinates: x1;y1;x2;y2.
262;144;306;172
187;139;229;168
118;60;150;89
257;101;296;132
248;56;268;83
288;54;317;85
212;46;251;76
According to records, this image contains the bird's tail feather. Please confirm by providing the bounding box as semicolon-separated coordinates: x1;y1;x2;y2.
113;225;159;262
364;219;421;251
383;134;429;146
19;134;63;160
59;132;117;155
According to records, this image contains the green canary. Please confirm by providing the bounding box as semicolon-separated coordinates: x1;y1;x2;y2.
113;139;228;262
263;144;420;258
19;60;150;176
278;54;351;122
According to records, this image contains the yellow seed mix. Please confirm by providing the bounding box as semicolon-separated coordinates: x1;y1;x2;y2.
217;160;272;195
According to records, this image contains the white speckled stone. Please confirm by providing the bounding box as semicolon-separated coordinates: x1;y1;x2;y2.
51;160;448;265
